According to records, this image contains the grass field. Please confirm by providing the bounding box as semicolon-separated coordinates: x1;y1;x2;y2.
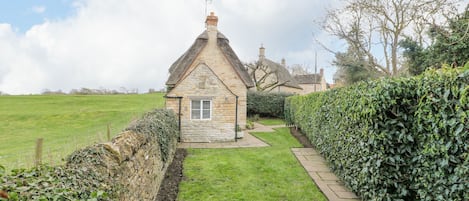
0;93;164;170
179;127;327;201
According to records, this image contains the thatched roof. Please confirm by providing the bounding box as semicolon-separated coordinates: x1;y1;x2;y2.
260;59;302;89
294;74;322;84
166;31;254;88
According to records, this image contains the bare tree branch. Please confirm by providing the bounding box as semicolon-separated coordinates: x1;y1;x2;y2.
246;61;287;92
320;0;460;76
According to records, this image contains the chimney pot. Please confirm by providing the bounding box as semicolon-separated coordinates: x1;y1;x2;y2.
281;58;286;67
205;12;218;27
259;44;265;60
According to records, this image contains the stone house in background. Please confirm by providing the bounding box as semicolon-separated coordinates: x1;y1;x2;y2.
293;69;327;94
165;12;254;142
247;46;303;93
247;45;327;94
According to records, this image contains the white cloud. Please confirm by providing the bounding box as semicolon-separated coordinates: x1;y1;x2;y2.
212;0;343;83
32;6;46;14
0;0;205;94
0;0;345;94
1;0;465;94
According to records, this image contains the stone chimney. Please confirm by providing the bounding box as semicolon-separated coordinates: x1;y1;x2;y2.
281;58;286;67
259;45;265;61
320;68;324;77
205;12;218;29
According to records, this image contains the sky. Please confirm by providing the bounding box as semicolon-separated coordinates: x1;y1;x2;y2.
0;0;465;94
0;0;346;95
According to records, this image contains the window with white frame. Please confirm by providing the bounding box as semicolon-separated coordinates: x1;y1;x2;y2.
191;100;211;120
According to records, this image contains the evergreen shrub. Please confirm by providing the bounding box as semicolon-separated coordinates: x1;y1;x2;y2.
285;67;469;200
247;91;293;118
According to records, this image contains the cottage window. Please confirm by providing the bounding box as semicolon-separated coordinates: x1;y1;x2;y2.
191;100;211;120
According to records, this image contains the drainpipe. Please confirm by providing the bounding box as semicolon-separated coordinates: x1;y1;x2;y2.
177;97;182;133
235;96;239;142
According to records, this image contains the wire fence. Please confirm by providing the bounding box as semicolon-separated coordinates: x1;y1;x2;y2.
0;124;114;172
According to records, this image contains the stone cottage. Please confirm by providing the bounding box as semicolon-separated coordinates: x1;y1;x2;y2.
165;12;254;142
247;45;303;93
293;69;327;94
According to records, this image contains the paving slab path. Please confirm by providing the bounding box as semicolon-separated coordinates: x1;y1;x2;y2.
177;132;269;148
292;148;360;201
177;122;283;149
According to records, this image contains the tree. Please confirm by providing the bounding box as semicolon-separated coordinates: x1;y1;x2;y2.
321;0;459;76
399;37;428;75
333;46;380;85
401;6;469;74
289;64;310;76
246;61;288;92
427;7;469;67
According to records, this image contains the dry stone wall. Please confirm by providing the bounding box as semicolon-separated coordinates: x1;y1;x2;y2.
66;109;179;201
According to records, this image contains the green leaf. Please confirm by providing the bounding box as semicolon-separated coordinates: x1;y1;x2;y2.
454;124;464;135
407;135;414;142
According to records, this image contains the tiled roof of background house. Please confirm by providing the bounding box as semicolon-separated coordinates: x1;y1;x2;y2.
260;59;302;89
294;74;322;84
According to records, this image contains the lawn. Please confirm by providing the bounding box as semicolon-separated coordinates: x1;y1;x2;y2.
179;127;327;201
0;93;164;170
257;118;285;126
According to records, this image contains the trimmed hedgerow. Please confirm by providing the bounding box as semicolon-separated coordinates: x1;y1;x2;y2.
247;91;293;118
285;67;469;201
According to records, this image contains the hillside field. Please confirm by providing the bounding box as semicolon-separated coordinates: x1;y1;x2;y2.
0;93;165;170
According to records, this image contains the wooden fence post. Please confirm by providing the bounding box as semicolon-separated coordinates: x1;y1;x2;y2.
107;124;111;141
35;138;43;167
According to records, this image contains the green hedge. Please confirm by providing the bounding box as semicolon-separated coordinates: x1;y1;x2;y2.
285;68;469;200
247;91;292;118
0;109;179;200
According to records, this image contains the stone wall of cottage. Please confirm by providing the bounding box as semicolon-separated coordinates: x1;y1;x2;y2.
188;26;248;129
271;85;302;94
166;64;239;142
299;83;322;94
298;77;327;94
166;25;250;142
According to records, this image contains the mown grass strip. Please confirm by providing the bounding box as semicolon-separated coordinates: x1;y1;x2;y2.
257;118;285;126
179;127;326;201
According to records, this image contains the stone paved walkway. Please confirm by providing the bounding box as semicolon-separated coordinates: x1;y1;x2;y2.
177;132;269;148
177;122;277;148
177;122;289;149
292;148;360;201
